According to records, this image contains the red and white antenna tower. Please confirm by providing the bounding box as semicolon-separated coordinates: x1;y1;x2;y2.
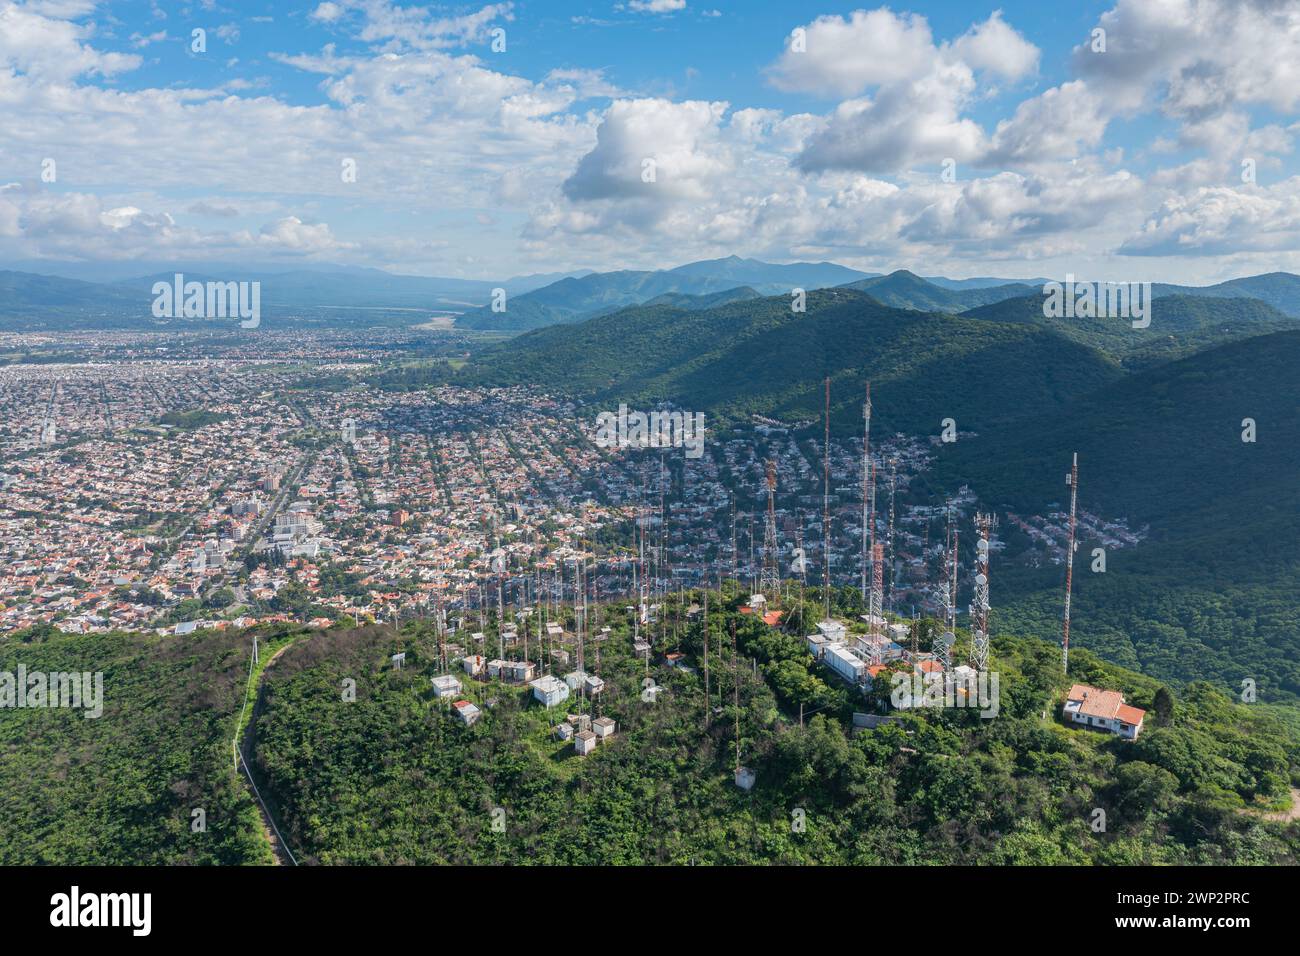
869;541;885;664
1062;452;1079;674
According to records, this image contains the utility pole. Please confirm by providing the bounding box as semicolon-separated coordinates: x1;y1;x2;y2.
822;376;831;623
1062;453;1079;675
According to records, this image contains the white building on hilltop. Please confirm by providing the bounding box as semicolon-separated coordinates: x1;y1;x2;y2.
1063;684;1146;739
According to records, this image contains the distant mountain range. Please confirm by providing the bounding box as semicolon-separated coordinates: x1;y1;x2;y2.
837;270;1038;312
3;258;1300;332
458;264;1300;332
453;256;876;331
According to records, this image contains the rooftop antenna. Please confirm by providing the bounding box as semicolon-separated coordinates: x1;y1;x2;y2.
969;512;994;671
760;459;780;601
1062;452;1079;675
822;376;831;623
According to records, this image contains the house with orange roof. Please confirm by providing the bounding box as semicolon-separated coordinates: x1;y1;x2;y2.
1063;683;1146;739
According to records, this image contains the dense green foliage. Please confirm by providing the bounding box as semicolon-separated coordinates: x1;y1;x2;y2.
1154;272;1300;317
963;293;1298;368
251;611;1300;865
465;289;1124;435
0;628;270;864
928;330;1300;700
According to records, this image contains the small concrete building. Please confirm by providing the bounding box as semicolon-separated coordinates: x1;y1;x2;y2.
462;655;485;677
817;619;847;643
431;674;462;699
574;730;597;756
488;659;536;683
592;716;616;740
530;674;570;708
452;700;480;726
554;722;574;741
584;674;605;696
822;643;867;684
563;670;587;691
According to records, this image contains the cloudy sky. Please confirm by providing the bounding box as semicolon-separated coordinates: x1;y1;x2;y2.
1;0;1298;282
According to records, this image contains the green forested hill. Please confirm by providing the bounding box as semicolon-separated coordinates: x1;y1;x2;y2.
930;330;1300;700
249;611;1300;865
0;628;270;864
465;289;1124;434
962;293;1299;368
1;608;1295;865
838;269;1036;311
1154;272;1300;317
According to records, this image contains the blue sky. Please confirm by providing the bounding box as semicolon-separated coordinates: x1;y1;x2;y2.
1;0;1298;282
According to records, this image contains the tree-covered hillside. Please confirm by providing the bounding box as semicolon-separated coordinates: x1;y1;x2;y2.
0;627;271;864
250;607;1300;865
929;330;1300;700
464;288;1124;435
962;293;1298;368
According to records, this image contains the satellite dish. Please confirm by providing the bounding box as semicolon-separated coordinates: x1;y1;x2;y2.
975;573;987;586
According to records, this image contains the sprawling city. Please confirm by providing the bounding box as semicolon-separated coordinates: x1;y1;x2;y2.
0;0;1296;930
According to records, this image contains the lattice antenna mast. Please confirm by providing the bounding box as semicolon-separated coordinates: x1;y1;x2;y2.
730;492;738;584
760;459;780;599
748;513;756;595
869;541;884;665
822;377;831;622
658;450;667;601
969;513;994;670
867;462;879;638
886;457;898;615
1062;452;1079;675
937;509;957;673
861;382;872;604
